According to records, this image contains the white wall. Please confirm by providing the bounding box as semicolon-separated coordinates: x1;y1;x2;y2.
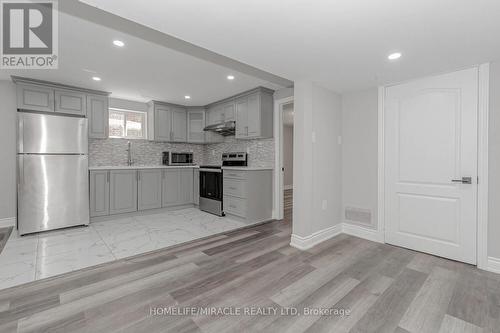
283;123;294;188
489;61;500;259
0;81;17;221
292;81;342;238
341;89;378;229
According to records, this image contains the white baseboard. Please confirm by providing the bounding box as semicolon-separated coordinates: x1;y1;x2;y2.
342;223;384;243
284;185;293;190
290;224;342;250
0;217;16;228
487;257;500;274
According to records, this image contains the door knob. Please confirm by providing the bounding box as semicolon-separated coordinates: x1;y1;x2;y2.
451;177;472;184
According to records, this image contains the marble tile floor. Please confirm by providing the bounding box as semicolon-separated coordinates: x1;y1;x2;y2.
0;208;246;290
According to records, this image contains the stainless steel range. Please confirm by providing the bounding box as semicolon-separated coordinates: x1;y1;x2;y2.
199;152;247;216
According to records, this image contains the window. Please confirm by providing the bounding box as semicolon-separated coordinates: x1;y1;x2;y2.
108;108;147;139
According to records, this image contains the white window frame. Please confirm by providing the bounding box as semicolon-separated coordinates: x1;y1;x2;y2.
108;107;148;140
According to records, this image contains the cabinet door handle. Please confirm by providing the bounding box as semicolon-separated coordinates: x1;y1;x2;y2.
107;171;110;183
245;126;248;136
138;172;141;182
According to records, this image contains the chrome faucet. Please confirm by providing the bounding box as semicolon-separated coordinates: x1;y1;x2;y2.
126;141;133;166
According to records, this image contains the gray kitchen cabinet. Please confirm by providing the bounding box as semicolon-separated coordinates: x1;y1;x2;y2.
138;169;162;211
172;107;187;142
223;101;235;121
162;168;194;207
235;97;248;139
207;105;224;125
89;170;109;217
162;169;180;207
109;170;138;215
205;105;224;143
246;93;260;136
193;169;200;205
187;108;206;143
148;102;188;142
223;169;273;223
235;89;274;139
180;169;194;204
16;84;54;112
87;94;109;139
155;106;173;142
54;89;87;116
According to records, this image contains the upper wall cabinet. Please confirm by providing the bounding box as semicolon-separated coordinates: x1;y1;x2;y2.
172;107;187;142
235;88;274;139
187;108;206;143
207;104;224;125
13;77;110;138
147;101;187;143
223;101;235;121
54;89;87;116
87;94;109;139
16;84;55;112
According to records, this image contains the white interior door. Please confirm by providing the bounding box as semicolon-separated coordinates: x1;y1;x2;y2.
384;68;478;264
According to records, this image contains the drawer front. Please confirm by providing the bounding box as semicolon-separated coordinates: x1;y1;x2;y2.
224;196;246;218
223;170;246;180
223;178;246;198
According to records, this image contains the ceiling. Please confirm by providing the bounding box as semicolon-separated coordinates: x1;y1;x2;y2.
80;0;500;93
0;9;285;105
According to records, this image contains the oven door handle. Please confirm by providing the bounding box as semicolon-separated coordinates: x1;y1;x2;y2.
199;168;222;173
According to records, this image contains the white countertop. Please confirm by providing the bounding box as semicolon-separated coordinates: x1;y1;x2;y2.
89;165;199;170
222;166;274;171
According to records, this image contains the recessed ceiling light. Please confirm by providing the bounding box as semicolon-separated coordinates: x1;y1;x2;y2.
388;52;402;60
227;75;235;80
113;40;125;47
92;76;101;81
184;95;191;99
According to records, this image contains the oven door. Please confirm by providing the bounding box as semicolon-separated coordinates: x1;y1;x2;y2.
199;169;222;201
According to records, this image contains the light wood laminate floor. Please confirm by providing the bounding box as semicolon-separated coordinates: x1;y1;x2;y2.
1;199;499;332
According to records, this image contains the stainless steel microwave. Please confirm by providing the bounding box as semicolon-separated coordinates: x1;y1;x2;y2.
168;152;194;165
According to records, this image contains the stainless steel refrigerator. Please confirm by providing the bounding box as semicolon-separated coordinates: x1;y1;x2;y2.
17;112;90;235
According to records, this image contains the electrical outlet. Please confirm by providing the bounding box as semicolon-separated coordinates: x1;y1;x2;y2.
338;136;342;145
311;131;316;143
322;200;327;210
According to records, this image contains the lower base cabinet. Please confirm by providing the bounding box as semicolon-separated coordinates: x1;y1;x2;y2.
90;168;196;219
193;169;200;206
223;169;273;223
162;169;194;207
90;170;110;217
109;170;138;215
138;169;163;210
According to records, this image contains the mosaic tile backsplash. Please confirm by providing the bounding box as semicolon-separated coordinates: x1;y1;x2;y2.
204;137;275;168
89;137;275;168
89;139;205;167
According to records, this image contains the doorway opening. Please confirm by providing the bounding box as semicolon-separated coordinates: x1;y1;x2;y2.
274;96;294;221
282;103;294;220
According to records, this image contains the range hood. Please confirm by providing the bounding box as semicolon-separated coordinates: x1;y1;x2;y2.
203;121;236;136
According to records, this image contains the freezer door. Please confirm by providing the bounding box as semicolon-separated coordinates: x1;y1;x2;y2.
18;155;90;235
18;112;88;154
